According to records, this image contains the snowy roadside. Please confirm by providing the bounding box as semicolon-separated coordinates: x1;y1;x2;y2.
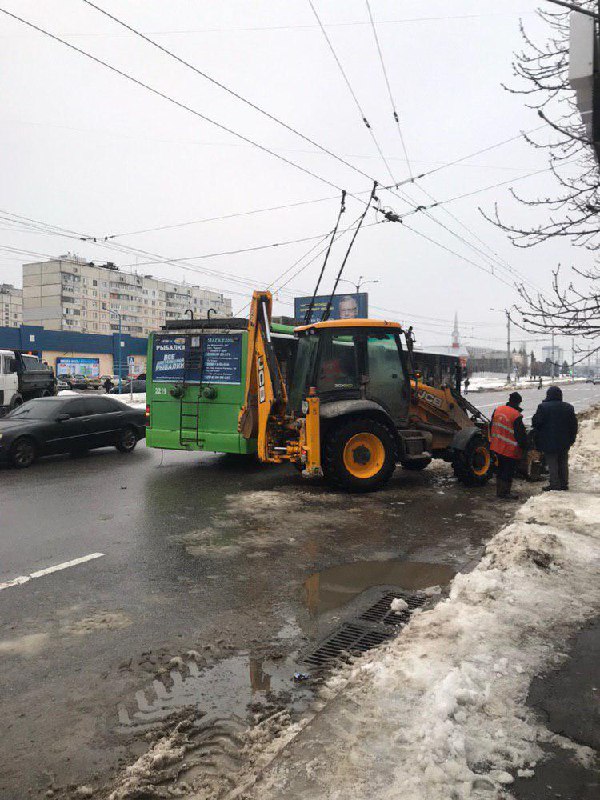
57;389;146;410
468;374;586;393
241;406;600;800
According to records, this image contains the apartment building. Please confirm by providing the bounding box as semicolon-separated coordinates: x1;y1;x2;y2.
0;283;23;328
22;254;232;336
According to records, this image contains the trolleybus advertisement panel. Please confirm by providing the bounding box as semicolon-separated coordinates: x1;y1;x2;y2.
152;334;242;384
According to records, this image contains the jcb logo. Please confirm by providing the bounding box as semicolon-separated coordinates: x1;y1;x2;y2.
258;355;266;403
418;388;442;408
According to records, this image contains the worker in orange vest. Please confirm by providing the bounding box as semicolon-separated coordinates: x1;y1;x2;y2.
490;392;528;500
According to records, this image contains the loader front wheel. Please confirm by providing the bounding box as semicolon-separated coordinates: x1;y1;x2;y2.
322;417;397;493
451;434;492;486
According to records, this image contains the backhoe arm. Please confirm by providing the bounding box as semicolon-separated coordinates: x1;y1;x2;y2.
238;291;288;461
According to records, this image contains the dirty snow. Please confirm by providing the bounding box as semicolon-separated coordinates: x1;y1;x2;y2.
246;406;600;800
390;597;409;613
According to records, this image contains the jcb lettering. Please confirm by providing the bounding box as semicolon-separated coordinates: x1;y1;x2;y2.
258;356;266;403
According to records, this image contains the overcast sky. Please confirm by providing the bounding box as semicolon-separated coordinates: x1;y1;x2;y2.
0;0;594;359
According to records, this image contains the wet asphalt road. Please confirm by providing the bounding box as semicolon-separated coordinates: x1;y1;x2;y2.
0;382;598;798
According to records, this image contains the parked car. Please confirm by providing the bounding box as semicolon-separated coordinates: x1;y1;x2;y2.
110;379;146;394
0;395;147;468
55;377;69;391
62;374;88;390
86;375;102;390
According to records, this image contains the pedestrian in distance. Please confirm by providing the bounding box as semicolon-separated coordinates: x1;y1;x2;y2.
537;376;543;390
464;377;470;395
103;376;114;394
490;391;528;500
532;386;578;492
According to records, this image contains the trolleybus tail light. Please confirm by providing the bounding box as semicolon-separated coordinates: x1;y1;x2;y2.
145;404;150;426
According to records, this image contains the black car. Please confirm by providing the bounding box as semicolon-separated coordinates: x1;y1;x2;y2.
0;395;146;469
110;379;146;394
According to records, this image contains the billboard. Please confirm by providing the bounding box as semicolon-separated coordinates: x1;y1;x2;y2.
152;334;242;385
56;357;100;378
293;292;368;324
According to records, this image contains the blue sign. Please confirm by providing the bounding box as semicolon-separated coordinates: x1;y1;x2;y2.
202;335;242;384
152;334;242;385
294;292;368;324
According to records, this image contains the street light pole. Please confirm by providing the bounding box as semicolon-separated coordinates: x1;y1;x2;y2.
338;275;379;293
109;309;123;394
551;329;556;380
506;310;511;385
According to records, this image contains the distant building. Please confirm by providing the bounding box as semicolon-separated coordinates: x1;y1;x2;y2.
542;344;564;365
0;283;22;328
22;254;232;337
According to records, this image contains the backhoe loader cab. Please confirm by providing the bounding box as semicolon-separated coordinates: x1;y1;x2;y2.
288;319;431;490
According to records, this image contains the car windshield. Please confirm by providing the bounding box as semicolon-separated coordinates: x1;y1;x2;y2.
6;399;67;420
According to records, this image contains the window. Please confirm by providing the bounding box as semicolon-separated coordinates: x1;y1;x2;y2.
317;333;359;394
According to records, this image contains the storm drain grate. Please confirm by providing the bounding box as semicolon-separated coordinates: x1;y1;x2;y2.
304;622;393;668
360;591;427;627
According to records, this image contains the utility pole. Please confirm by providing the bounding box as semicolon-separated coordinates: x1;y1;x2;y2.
571;338;575;382
551;330;556;380
506;310;511;385
110;309;123;394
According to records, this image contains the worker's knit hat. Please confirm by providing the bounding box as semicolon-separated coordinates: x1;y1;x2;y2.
508;392;523;406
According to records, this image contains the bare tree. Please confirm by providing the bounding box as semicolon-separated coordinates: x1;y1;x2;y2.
484;2;600;360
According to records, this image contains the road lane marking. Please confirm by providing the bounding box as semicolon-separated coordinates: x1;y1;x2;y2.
0;553;105;592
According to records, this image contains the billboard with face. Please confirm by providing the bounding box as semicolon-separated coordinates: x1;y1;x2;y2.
293;293;368;324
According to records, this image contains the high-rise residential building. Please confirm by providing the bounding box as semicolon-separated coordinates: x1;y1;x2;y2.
0;283;23;328
542;344;564;365
22;254;232;336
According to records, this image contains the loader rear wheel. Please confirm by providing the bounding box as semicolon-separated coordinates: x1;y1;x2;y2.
322;417;397;493
451;434;492;486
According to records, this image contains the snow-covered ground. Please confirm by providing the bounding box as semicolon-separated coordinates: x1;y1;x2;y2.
242;407;600;800
468;373;586;393
58;389;146;410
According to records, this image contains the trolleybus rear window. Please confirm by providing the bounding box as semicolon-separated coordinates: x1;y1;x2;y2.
152;334;242;384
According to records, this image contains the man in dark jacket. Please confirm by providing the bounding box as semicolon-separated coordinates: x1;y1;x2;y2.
490;392;529;500
532;386;578;491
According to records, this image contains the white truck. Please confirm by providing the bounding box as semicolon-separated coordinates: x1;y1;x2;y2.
0;349;56;414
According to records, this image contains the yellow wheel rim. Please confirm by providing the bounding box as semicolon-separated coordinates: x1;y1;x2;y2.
472;445;491;477
342;432;385;479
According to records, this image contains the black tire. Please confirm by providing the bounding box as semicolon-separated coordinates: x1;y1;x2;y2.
40;389;53;398
322;417;398;493
451;434;492;486
9;394;23;410
116;426;138;453
10;437;37;469
401;458;432;471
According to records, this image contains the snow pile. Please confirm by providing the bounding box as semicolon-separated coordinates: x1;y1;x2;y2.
57;389;79;396
252;413;600;800
113;392;146;410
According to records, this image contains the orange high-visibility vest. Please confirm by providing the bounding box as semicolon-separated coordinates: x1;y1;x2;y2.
490;405;523;459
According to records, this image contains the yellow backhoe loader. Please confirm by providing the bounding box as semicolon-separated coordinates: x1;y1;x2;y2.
238;291;493;492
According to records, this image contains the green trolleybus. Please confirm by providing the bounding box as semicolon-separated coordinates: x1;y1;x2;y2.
145;316;296;455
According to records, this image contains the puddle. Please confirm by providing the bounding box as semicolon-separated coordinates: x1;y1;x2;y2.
117;652;310;733
303;559;455;616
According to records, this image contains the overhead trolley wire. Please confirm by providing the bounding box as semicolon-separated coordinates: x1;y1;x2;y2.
80;0;399;198
307;0;397;184
0;6;352;196
364;0;412;179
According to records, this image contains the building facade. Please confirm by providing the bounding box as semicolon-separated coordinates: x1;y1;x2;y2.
542;344;564;366
0;283;22;328
22;254;232;336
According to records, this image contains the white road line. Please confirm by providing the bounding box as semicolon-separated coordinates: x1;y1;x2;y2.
0;553;105;592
